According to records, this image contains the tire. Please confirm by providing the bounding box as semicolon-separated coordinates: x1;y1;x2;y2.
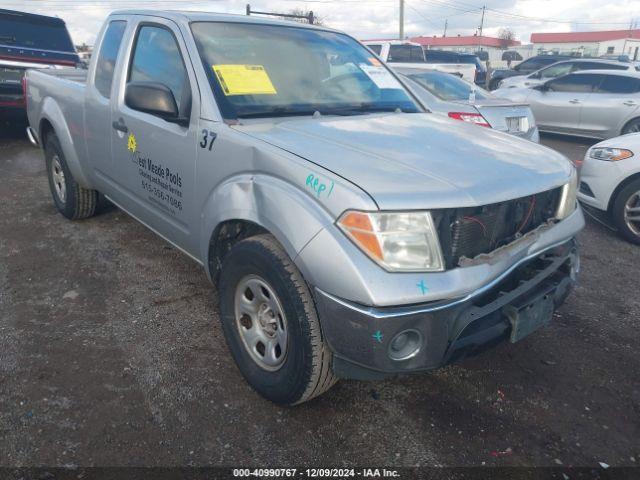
621;118;640;135
611;178;640;245
44;133;98;220
218;234;337;405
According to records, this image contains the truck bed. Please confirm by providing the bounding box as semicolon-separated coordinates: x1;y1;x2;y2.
35;67;88;85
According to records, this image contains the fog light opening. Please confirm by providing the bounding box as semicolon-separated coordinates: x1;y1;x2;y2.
388;329;422;361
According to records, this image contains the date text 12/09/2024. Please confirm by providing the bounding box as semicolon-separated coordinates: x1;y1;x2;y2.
232;469;400;478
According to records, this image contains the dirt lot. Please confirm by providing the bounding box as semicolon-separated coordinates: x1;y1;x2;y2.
0;120;638;469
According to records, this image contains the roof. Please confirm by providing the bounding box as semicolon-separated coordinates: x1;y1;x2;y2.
0;8;66;25
410;35;521;48
111;9;336;31
531;29;640;44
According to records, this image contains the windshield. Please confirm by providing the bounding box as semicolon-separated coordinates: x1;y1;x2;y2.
191;22;420;118
406;71;490;101
0;14;75;52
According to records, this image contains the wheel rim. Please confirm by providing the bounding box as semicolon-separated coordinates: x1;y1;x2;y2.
51;155;66;204
624;190;640;237
625;122;640;134
234;275;288;371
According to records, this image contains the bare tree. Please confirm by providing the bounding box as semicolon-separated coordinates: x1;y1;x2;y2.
282;8;325;26
497;28;516;49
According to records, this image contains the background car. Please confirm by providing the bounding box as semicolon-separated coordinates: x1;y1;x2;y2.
489;54;574;90
423;50;487;86
578;133;640;244
495;70;640;139
497;58;634;90
397;68;539;142
0;9;79;120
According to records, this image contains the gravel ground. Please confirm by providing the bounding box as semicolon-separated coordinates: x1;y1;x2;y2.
0;121;638;469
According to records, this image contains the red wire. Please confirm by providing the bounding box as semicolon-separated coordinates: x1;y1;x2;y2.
516;196;536;234
463;215;488;238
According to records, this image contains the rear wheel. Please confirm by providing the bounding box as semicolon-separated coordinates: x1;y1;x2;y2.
218;234;337;405
612;178;640;245
45;133;98;220
621;118;640;135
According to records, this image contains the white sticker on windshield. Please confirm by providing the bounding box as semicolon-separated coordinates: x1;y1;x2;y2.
358;64;403;90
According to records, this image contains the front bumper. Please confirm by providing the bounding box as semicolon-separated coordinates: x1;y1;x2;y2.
315;240;578;380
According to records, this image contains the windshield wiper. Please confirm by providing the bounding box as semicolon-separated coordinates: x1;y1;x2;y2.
237;106;319;119
320;103;406;116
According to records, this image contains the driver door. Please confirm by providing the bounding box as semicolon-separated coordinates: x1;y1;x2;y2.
109;17;200;256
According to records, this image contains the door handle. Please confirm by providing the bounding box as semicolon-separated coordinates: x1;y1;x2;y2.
569;99;581;104
112;118;128;133
623;101;637;106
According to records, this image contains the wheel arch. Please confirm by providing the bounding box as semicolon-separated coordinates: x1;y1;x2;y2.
201;173;335;284
608;171;640;213
620;116;640;136
38;98;94;189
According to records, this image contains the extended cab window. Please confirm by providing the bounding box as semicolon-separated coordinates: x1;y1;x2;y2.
94;21;126;98
129;25;190;113
547;74;602;92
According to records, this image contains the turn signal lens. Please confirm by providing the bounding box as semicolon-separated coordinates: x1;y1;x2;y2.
337;210;445;272
589;147;634;162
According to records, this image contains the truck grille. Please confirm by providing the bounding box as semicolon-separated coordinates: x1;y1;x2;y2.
434;187;562;268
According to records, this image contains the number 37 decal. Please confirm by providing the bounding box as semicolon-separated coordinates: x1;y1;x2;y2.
199;129;217;151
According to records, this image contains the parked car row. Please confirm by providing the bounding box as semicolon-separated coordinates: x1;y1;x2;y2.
496;69;640;139
24;10;584;405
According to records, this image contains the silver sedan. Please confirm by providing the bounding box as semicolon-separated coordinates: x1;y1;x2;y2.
396;68;539;142
495;69;640;139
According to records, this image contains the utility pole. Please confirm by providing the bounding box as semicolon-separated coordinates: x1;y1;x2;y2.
479;5;485;37
443;19;448;37
399;0;404;40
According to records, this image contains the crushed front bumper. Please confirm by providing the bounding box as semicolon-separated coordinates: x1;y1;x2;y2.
315;240;579;380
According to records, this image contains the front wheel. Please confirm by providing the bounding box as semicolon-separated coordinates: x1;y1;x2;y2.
612;178;640;245
218;234;337;405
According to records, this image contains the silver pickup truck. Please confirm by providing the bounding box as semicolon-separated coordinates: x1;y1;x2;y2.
25;10;584;405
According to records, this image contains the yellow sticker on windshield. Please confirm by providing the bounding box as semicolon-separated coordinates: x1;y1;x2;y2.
212;64;277;96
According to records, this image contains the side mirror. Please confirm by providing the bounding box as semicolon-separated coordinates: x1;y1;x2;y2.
533;83;549;92
125;81;188;126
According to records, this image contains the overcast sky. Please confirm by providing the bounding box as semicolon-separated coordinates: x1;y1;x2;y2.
5;0;640;46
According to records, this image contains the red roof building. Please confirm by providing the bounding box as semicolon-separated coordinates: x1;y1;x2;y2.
530;29;640;59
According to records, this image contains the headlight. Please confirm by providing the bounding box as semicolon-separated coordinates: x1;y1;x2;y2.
555;169;578;220
588;147;633;161
337;210;444;272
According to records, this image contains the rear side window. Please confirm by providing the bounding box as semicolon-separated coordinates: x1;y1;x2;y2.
367;44;382;55
388;45;425;63
424;50;457;63
547;73;602;93
128;25;190;113
0;12;75;52
597;75;640;94
94;21;126;98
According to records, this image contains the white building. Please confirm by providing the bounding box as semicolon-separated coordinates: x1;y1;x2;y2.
531;29;640;60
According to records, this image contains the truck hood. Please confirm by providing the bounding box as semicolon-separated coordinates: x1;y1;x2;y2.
234;112;573;210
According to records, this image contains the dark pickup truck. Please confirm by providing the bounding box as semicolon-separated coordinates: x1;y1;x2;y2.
0;8;79;118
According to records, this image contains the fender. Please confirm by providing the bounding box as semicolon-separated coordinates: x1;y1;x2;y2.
38;97;95;189
200;172;338;280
